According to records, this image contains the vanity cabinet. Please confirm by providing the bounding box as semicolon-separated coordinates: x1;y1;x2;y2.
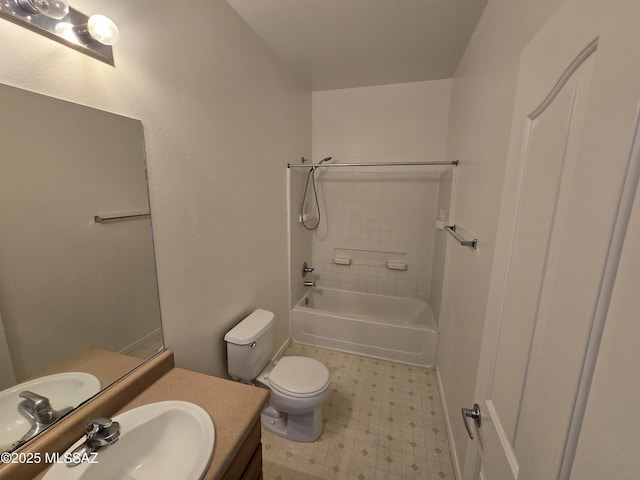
222;419;263;480
3;350;269;480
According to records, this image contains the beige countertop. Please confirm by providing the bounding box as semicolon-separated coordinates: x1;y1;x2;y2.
31;362;268;479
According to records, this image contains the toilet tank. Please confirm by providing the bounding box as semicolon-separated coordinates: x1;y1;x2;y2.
224;309;275;382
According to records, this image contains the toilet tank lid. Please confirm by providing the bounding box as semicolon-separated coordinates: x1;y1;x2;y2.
224;309;274;345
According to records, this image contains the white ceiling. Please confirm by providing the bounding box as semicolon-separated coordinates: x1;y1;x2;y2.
226;0;488;91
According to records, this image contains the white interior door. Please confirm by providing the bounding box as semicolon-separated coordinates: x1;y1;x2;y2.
462;1;640;479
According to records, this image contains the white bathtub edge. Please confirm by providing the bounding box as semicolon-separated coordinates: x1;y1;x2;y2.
292;338;436;369
290;287;439;367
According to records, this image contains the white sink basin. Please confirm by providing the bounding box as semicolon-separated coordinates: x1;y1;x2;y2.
43;401;215;480
0;372;101;448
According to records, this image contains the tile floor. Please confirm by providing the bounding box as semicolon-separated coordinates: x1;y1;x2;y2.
262;343;455;480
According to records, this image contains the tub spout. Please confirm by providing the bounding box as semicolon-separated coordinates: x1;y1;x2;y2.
303;281;316;287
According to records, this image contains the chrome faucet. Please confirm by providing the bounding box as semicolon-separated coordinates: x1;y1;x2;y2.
302;262;315;287
17;391;73;442
66;417;120;467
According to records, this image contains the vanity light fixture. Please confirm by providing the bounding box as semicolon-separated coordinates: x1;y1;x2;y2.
85;14;119;46
15;0;69;19
0;0;118;65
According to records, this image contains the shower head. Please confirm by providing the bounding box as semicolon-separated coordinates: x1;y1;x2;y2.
301;156;316;170
301;156;332;171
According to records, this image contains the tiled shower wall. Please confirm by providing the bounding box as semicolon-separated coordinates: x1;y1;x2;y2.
304;79;453;303
310;169;443;300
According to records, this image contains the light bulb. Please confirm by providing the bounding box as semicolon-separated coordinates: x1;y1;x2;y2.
87;14;119;46
15;0;69;19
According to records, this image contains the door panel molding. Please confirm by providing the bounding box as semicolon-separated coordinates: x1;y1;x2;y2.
486;400;518;477
558;104;640;478
528;38;597;120
488;50;595;453
463;0;640;478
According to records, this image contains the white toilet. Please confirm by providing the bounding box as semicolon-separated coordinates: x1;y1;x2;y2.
224;309;331;442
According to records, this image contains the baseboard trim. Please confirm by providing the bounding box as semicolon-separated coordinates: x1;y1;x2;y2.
437;366;462;479
272;337;291;362
119;327;162;355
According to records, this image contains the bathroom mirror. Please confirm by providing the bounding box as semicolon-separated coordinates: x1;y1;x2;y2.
0;83;163;450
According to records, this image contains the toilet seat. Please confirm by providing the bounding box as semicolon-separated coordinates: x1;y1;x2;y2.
268;356;330;398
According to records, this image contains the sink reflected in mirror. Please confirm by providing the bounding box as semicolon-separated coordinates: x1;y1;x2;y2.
43;401;215;480
0;373;100;451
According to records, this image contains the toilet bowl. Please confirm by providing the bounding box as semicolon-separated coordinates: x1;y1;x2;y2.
257;356;330;441
224;309;331;442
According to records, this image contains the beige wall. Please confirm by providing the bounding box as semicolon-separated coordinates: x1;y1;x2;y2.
312;80;452;165
0;0;311;378
437;0;566;473
309;81;452;301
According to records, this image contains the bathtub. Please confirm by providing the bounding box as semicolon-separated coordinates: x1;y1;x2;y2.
290;288;438;367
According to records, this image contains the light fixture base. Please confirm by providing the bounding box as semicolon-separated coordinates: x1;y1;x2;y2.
14;0;40;15
0;1;114;65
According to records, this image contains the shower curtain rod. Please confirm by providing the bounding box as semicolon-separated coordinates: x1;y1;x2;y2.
287;160;459;168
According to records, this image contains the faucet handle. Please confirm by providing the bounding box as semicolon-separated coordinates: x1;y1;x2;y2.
19;391;50;411
66;418;120;467
86;417;113;436
302;262;315;277
86;417;120;444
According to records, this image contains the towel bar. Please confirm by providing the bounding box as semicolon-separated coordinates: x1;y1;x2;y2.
445;225;478;250
94;213;150;224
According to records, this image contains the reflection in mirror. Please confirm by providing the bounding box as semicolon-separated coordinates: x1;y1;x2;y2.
0;372;100;451
0;84;164;451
